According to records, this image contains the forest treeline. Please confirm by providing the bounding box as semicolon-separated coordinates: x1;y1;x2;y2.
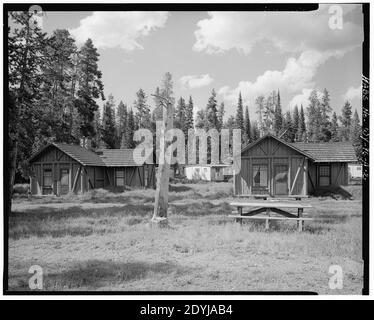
8;11;362;188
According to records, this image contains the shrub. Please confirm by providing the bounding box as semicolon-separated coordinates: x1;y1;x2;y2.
13;184;30;195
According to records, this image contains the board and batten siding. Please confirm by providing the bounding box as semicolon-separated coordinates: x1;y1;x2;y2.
105;164;156;191
307;162;348;192
234;136;308;197
30;146;82;195
29;145;156;195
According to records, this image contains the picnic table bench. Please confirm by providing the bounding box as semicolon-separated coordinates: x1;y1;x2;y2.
229;201;313;232
236;194;309;201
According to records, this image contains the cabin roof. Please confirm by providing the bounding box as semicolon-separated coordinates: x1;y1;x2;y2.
99;149;147;167
291;142;357;163
29;143;147;167
29;143;106;166
240;134;312;159
241;134;357;163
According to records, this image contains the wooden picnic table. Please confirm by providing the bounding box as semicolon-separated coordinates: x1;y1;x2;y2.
229;201;313;232
237;195;309;201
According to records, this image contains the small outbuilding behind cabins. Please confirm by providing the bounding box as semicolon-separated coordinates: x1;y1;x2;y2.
234;134;357;197
348;163;362;179
185;164;232;181
28;143;156;196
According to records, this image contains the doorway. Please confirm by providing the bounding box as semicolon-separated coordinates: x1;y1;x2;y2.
274;164;288;196
59;168;70;195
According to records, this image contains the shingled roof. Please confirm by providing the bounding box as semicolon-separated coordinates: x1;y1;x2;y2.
291;142;357;163
240;134;357;163
28;143;106;166
99;149;147;167
29;143;149;167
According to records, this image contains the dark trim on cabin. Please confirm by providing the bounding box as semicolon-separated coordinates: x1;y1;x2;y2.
28;144;156;196
235;135;356;197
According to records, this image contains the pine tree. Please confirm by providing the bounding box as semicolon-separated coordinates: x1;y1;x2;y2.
195;109;207;129
263;91;277;135
244;105;251;143
351;109;362;161
217;102;225;131
292;106;299;142
160;72;175;106
125;108;135;148
134;88;151;130
8;11;47;204
224;115;236;130
101;94;117;148
116;101;127;148
174;97;186;129
307;89;321;142
75;38;104;139
274;90;283;135
297;105;306;142
205;89;219;130
183;96;194;136
319;88;332;141
282;111;293;142
251;120;260;141
330;111;340;142
39;29;78;143
321;88;332;124
339;101;353;141
235;92;244;133
255;95;266;136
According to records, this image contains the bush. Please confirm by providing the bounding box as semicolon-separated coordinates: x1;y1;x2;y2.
13;184;29;195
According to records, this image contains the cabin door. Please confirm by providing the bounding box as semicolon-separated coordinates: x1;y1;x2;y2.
59;168;70;195
274;164;288;196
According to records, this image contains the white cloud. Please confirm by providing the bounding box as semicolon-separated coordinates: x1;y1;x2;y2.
219;50;331;109
179;74;214;89
194;5;362;55
342;85;362;101
289;88;323;109
70;12;169;50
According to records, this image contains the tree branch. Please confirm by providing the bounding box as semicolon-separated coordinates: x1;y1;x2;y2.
151;94;172;109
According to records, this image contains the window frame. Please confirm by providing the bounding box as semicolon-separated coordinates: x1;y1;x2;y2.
318;164;331;187
43;169;53;188
115;169;125;187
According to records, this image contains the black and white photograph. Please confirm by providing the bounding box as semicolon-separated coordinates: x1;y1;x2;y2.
2;2;369;297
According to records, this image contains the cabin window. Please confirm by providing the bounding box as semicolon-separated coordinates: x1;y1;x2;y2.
60;169;69;186
115;169;125;187
319;165;330;186
252;164;268;188
43;169;53;187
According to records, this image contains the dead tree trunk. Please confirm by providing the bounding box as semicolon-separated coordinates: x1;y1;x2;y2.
151;95;173;226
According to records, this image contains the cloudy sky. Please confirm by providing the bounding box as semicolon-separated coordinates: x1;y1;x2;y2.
41;4;363;119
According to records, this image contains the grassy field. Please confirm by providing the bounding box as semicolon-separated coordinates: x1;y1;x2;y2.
8;183;363;294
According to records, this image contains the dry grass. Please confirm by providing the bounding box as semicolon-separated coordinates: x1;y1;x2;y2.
8;183;363;294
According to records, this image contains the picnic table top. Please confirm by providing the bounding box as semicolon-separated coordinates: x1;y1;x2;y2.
229;201;313;208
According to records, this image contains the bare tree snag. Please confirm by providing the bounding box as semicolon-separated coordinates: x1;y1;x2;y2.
151;94;174;227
